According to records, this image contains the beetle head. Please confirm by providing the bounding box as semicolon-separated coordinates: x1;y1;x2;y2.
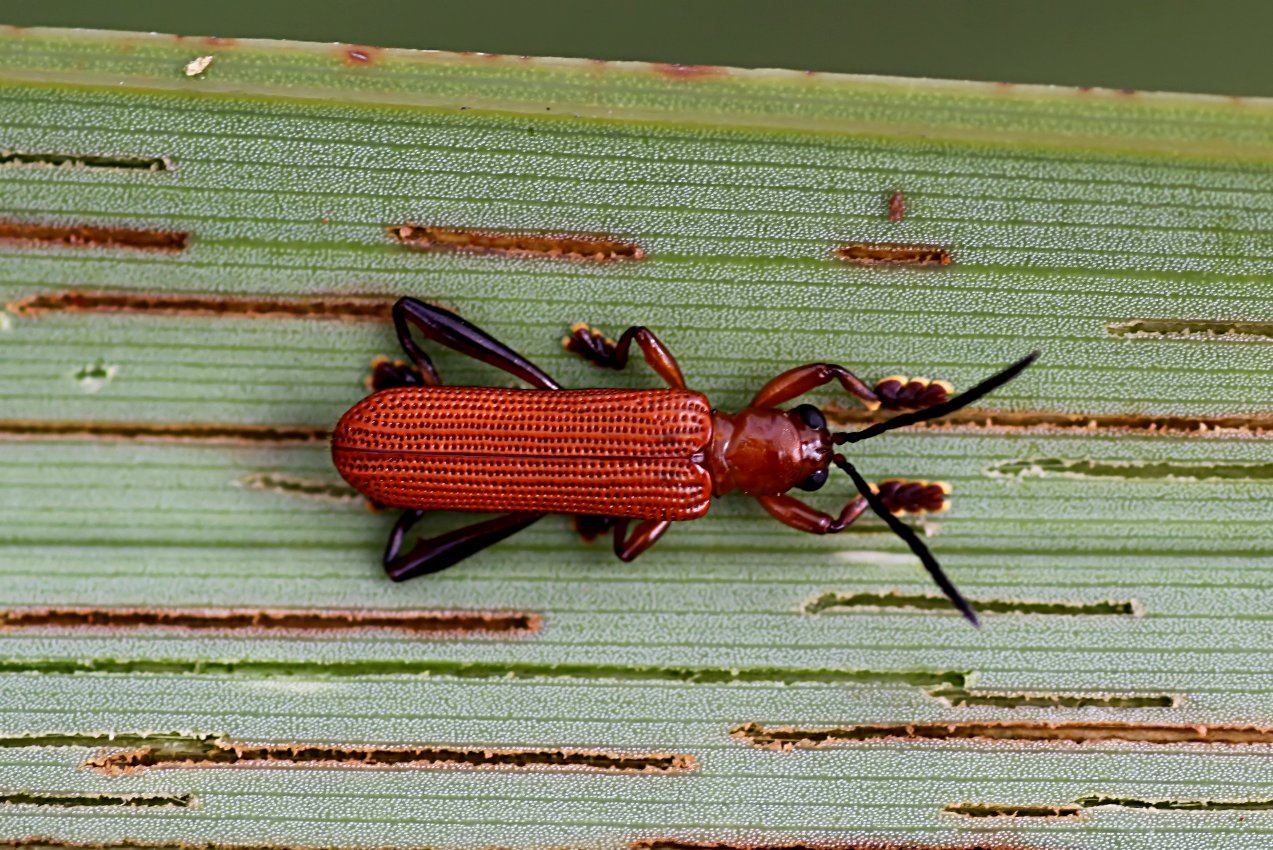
712;404;832;496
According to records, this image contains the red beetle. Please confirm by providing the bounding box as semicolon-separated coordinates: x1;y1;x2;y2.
332;298;1036;624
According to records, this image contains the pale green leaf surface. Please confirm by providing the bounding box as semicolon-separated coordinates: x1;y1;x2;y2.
1;27;1273;850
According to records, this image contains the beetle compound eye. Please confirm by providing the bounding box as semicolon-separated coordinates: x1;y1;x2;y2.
792;403;826;430
796;467;829;492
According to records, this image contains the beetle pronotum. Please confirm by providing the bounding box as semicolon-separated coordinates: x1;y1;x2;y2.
332;298;1036;624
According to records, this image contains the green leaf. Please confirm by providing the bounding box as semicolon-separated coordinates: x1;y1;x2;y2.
1;26;1272;850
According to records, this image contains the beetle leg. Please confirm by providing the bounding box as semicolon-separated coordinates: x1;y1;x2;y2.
367;356;434;392
875;479;950;515
872;375;953;411
563;324;687;389
571;514;620;542
755;480;948;534
755;493;870;534
750;363;881;410
383;508;545;581
394;297;561;390
611;517;673;561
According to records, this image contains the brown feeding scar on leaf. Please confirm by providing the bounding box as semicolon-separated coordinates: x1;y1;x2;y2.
391;225;646;262
928;686;1179;710
888;190;905;223
834;242;951;266
8;290;398;321
806;590;1140;617
0;792;195;808
236;473;362;504
828;405;1273;439
0;150;171;172
1109;318;1273;340
86;735;696;775
733;720;1273;750
943;803;1083;819
0;420;328;444
0;606;540;635
0;221;187;252
653;63;724;78
343;45;380;63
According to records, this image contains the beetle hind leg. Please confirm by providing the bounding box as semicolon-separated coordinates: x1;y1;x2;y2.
394;297;560;390
383;509;545;581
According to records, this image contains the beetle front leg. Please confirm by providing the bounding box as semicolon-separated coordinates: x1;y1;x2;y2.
755;493;870;534
872;375;952;411
564;324;687;389
750;363;882;411
750;364;954;412
611;517;672;561
756;480;948;534
384;509;545;581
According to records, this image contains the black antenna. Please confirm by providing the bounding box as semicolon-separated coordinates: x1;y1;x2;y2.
834;455;979;626
835;351;1039;446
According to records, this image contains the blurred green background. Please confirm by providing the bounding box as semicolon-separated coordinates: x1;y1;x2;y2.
7;0;1273;96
